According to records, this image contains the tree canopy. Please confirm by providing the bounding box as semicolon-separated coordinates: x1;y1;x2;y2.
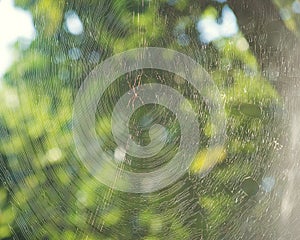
0;0;297;239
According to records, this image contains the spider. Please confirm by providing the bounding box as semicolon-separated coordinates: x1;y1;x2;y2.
127;71;145;108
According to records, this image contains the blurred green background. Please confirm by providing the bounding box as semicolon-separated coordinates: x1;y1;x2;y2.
0;0;298;239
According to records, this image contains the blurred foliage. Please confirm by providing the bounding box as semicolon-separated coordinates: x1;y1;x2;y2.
0;0;286;239
274;0;300;36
